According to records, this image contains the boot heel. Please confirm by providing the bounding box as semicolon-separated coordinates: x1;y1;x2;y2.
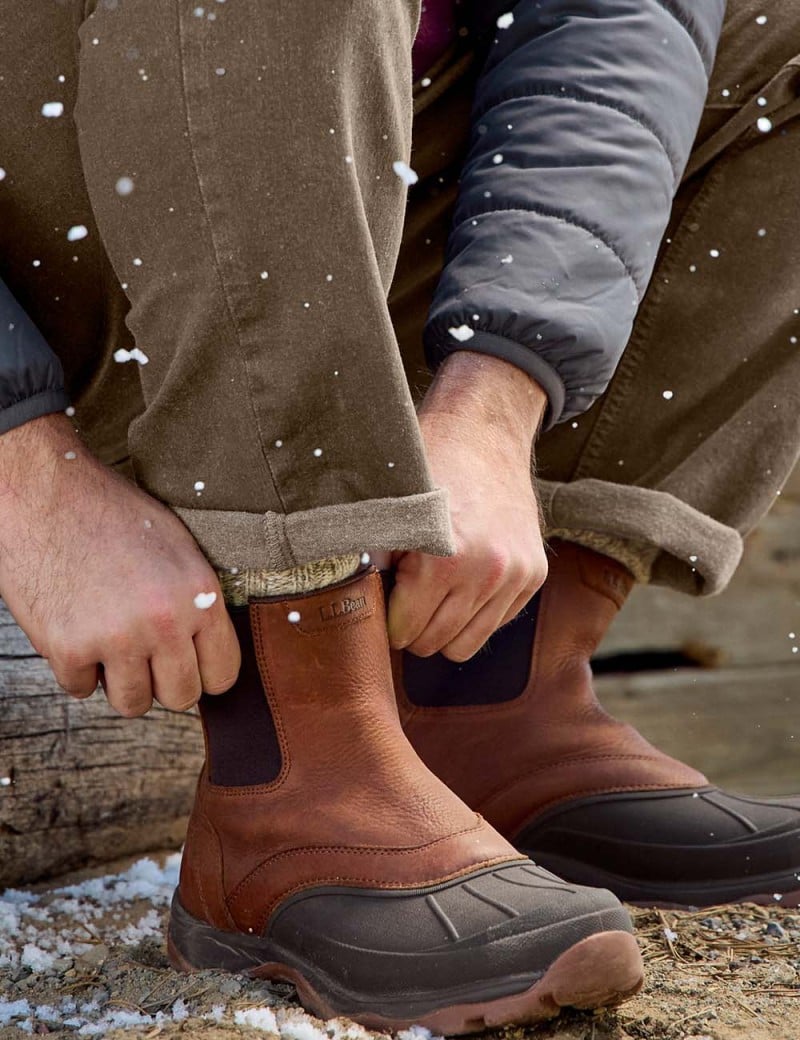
167;893;267;974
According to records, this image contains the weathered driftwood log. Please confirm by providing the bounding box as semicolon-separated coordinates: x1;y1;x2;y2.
0;602;203;888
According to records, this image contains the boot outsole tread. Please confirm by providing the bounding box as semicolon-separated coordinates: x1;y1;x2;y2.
168;925;643;1034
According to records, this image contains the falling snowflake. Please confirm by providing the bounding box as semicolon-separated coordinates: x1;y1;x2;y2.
41;102;64;118
194;480;205;491
662;390;674;400
448;325;475;342
757;116;773;133
392;160;418;187
115;176;135;196
194;592;217;610
497;12;515;29
113;347;149;365
0;168;6;182
287;611;301;624
67;225;88;242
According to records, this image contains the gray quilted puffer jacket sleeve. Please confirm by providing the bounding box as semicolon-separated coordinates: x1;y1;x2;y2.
423;0;727;428
0;277;69;436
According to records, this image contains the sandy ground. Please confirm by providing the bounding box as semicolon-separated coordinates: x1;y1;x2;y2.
1;854;799;1040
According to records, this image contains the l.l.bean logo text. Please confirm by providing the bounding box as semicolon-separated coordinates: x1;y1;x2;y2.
318;594;368;622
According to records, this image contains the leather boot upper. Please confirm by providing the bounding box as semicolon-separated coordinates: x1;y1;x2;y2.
179;568;522;935
397;541;707;841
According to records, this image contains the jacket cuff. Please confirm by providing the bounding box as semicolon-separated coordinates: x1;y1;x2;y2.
424;328;566;432
0;389;72;437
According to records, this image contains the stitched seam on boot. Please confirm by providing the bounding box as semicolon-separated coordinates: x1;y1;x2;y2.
478;754;695;815
227;817;495;916
228;817;488;902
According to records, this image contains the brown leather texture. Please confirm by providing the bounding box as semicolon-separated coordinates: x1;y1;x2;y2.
398;540;708;841
179;567;521;934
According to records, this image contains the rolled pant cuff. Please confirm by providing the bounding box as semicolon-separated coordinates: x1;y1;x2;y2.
539;478;743;596
173;488;455;571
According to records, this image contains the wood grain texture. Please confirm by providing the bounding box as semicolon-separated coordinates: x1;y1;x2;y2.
0;601;202;887
598;665;800;796
600;495;800;668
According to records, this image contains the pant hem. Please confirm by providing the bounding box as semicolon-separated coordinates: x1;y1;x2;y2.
539;478;743;596
174;488;455;570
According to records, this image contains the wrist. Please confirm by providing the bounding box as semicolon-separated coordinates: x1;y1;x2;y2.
0;414;84;504
419;351;547;450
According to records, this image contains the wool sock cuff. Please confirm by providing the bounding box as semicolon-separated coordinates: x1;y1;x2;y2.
548;529;656;585
218;553;363;605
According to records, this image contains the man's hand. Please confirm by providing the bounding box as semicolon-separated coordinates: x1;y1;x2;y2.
0;415;240;716
387;352;548;662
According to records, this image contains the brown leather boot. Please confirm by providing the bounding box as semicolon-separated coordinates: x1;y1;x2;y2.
396;542;800;909
168;566;643;1033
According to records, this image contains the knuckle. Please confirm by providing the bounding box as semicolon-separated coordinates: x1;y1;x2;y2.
528;562;548;592
158;677;201;711
430;554;459;588
105;627;134;655
62;681;97;699
114;697;150;719
444;643;477;663
479;548;509;590
169;697;200;714
409;641;438;659
149;605;182;641
49;639;85;670
203;673;239;695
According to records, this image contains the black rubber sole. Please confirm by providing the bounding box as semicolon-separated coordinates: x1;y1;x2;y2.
167;894;644;1033
520;851;800;909
516;787;800;909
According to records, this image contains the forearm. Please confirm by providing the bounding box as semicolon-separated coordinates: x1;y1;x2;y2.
0;414;84;504
419;351;547;461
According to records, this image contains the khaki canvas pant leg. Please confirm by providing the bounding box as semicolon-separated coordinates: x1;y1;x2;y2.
391;0;800;597
1;0;456;571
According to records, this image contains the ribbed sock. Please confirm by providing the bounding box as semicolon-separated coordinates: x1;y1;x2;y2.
218;553;363;605
547;529;655;584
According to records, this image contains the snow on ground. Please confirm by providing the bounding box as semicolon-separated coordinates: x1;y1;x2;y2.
0;853;419;1038
2;854;800;1039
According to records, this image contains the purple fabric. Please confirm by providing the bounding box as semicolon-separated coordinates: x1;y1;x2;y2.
412;0;458;80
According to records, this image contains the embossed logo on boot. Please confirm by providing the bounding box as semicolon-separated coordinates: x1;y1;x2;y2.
319;594;368;622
